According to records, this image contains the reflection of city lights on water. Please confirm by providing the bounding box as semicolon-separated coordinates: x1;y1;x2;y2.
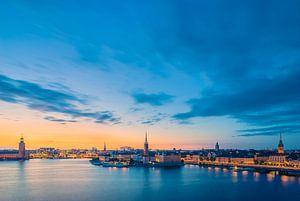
242;171;248;176
241;170;249;182
266;172;275;182
289;177;295;182
121;167;128;172
231;171;238;183
281;176;289;185
281;175;296;185
253;172;260;182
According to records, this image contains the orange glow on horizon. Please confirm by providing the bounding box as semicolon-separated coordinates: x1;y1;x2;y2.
0;119;212;150
0;104;216;150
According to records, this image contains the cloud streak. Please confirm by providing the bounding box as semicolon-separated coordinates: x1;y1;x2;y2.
0;74;120;124
44;116;78;123
132;92;174;106
140;113;168;125
174;70;300;136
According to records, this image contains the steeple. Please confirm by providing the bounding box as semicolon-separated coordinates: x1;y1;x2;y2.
278;133;284;154
143;131;149;157
145;131;148;144
278;133;284;146
103;142;106;151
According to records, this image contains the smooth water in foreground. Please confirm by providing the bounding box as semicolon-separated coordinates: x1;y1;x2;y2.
0;159;299;201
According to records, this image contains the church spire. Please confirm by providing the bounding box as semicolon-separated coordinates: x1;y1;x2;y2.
280;133;282;141
278;133;284;154
279;133;283;146
145;131;148;144
143;131;149;158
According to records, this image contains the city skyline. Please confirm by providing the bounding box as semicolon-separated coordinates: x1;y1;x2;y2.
1;1;300;149
0;132;290;151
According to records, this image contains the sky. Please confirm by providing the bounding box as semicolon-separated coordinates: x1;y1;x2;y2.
1;0;300;150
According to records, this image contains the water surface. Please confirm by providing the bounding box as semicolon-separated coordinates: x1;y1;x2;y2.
0;159;299;201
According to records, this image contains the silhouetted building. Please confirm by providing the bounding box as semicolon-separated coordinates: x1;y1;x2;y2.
103;142;106;152
215;142;220;151
143;132;149;163
278;133;284;154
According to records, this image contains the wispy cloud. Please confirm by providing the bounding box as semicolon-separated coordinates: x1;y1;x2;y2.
94;111;121;124
236;125;300;137
44;116;78;123
129;107;144;113
140;113;168;125
0;74;120;124
132;92;174;106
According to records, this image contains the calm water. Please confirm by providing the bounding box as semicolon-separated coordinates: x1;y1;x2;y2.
0;159;299;201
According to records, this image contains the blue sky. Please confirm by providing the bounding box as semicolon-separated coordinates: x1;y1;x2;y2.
0;0;300;149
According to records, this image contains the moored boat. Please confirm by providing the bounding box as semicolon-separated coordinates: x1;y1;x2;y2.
102;162;129;168
89;159;102;166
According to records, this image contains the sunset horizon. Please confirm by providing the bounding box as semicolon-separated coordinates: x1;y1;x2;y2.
1;1;300;201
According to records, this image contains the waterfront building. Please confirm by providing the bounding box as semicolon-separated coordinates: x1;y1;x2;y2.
0;136;29;160
289;160;300;168
268;155;287;164
254;155;269;164
207;152;216;160
231;157;254;164
116;154;132;161
183;155;201;164
0;150;19;160
91;147;98;154
155;152;182;166
120;146;134;151
278;133;284;154
216;157;231;163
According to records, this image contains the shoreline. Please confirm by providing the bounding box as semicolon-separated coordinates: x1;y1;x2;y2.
196;162;300;177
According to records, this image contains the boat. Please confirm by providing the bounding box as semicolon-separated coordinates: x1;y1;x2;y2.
102;162;129;168
144;161;184;168
89;159;102;166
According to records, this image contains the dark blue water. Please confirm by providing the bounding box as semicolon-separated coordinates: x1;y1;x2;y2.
0;159;299;201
